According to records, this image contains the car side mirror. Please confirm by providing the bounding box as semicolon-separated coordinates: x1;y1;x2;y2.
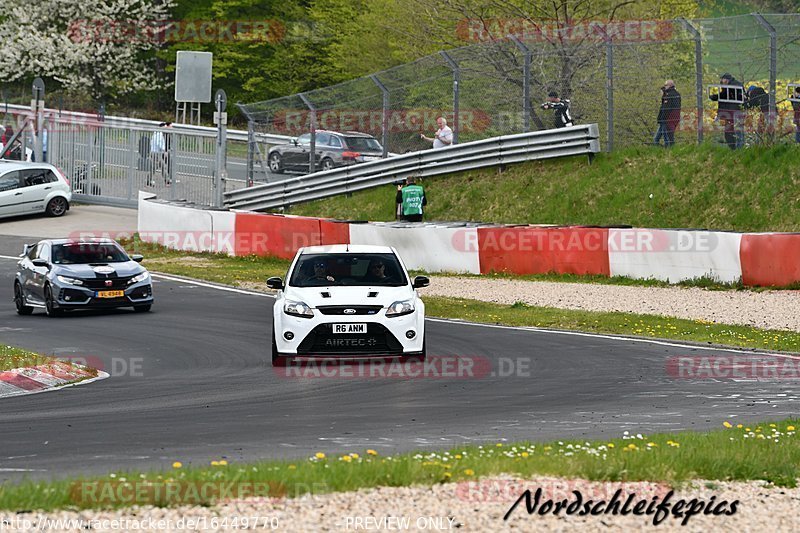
412;276;429;289
291;138;298;146
267;276;284;290
130;254;144;263
32;258;49;268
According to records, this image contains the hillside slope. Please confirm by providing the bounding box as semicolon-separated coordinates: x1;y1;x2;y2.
290;143;800;232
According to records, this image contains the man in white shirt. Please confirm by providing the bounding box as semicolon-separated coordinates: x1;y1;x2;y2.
420;116;453;149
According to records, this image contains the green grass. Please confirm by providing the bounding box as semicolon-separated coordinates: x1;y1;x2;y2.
2;420;799;510
289;143;800;232
0;345;51;372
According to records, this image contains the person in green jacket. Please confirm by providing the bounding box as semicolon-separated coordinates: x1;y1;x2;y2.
396;176;427;222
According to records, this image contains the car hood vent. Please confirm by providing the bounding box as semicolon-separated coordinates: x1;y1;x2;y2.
368;291;378;298
321;292;331;298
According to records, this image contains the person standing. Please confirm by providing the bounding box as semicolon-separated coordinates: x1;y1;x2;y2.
792;86;800;144
654;80;681;147
420;116;453;149
540;91;574;129
396;176;427;222
744;85;769;143
148;122;172;185
709;73;744;149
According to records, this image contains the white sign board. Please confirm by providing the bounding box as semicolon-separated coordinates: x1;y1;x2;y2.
175;51;213;103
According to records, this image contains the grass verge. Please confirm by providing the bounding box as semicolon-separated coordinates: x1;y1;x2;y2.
0;345;52;372
1;420;799;511
289;143;800;232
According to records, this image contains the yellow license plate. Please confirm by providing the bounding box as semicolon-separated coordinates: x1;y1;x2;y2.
96;290;125;298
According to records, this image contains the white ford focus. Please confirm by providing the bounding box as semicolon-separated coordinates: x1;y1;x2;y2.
268;245;428;366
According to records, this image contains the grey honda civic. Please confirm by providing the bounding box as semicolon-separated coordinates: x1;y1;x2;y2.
14;238;153;317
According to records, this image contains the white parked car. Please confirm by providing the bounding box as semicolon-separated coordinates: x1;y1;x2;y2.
0;161;71;219
268;245;428;366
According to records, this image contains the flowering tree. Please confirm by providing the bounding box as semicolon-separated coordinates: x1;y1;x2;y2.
0;0;174;100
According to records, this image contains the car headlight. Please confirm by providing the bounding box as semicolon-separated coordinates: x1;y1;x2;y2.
128;272;150;285
284;300;314;318
57;275;84;286
386;299;414;317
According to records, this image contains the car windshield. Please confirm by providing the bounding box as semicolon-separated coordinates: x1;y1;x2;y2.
52;243;130;264
289;253;407;287
345;137;382;152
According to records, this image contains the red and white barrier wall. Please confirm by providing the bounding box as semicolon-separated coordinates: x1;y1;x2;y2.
137;195;800;286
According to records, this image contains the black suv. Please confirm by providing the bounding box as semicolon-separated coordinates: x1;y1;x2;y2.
267;131;384;174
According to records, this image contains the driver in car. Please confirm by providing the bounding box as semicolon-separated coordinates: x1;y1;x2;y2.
364;259;394;283
305;260;335;284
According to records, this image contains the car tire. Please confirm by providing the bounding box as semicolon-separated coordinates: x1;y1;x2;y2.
14;283;33;315
268;153;284;174
46;197;69;217
44;285;63;317
321;158;335;172
271;330;290;367
134;305;152;313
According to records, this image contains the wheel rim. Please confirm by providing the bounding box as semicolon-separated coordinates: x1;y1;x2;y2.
14;284;24;310
45;287;54;313
323;160;333;170
269;155;281;171
50;198;66;215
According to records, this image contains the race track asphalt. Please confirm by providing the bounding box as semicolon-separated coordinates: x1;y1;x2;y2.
1;233;799;483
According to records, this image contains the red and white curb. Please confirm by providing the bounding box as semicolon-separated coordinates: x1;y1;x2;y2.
0;361;108;399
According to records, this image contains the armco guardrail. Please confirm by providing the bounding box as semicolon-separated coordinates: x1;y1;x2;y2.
1;103;292;145
224;124;600;211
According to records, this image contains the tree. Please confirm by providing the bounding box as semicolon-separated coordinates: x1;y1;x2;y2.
0;0;174;101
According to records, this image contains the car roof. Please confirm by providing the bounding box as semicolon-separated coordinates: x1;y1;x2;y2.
0;160;58;172
35;238;119;246
299;244;394;254
309;130;375;138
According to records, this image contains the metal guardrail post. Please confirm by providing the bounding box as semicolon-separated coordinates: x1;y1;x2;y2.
439;51;460;144
509;36;531;133
753;13;777;133
32;78;45;162
213;89;228;208
370;75;390;157
299;93;317;174
127;127;136;201
678;17;704;144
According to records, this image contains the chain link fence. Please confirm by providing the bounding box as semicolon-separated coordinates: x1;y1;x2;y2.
240;13;800;169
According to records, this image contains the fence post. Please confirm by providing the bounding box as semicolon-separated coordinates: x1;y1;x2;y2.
299;93;316;173
31;78;45;162
369;75;390;157
753;13;777;133
213;90;227;208
592;27;614;151
439;51;460;144
509;36;531;133
245;117;255;186
678;18;704;144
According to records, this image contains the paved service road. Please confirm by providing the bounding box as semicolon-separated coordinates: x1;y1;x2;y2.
1;234;798;482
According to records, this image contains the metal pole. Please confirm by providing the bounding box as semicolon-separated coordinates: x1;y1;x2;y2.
236;103;255;187
32;78;45;162
369;75;390;157
678;17;704;143
593;27;614;151
299;93;316;174
213;89;227;208
509;36;531;132
439;51;460;144
753;13;777;133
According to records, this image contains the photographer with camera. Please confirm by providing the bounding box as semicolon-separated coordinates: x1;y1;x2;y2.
540;91;573;129
420;116;453;149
